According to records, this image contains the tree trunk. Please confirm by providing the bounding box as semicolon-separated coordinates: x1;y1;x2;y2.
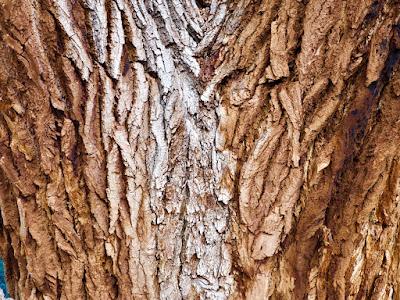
0;0;399;299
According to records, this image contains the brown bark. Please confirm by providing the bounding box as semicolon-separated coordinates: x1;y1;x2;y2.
0;0;399;299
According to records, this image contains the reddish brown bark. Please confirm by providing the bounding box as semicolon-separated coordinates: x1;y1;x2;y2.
0;0;400;299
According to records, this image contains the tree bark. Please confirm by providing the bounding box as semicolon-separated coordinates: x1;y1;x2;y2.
0;0;399;299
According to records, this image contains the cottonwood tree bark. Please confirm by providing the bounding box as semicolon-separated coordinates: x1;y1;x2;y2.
0;0;399;299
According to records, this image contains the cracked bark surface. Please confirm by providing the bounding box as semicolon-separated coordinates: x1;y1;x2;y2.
0;0;399;299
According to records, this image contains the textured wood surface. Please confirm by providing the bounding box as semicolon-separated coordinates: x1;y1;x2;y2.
0;0;399;299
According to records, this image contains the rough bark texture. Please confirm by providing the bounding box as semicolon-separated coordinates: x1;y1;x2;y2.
0;0;399;299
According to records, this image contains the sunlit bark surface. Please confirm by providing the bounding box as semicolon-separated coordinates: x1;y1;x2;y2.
0;0;399;299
